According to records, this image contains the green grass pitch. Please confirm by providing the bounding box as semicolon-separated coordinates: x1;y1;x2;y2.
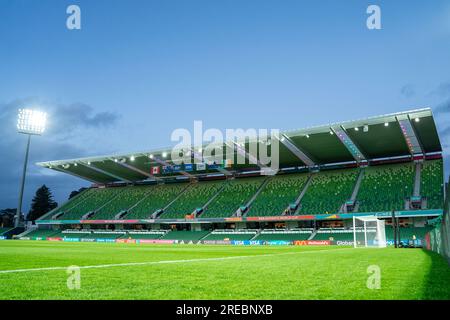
0;240;449;300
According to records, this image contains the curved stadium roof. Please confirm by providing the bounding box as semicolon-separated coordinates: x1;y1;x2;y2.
37;108;442;184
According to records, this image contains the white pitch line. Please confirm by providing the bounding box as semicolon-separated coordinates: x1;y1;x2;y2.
0;247;352;274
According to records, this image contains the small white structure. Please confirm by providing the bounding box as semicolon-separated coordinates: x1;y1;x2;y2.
353;216;387;248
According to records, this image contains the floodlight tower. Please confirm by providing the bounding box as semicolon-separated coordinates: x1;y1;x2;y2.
15;109;47;227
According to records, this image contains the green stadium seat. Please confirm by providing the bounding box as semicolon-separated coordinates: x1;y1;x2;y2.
125;183;188;219
247;173;309;216
299;169;358;215
357;163;415;212
92;186;151;219
59;187;124;220
202;177;265;218
421;160;444;209
162;181;225;219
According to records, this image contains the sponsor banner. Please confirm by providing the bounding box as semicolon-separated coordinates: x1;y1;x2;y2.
172;165;182;172
96;238;116;243
266;240;292;246
32;237;44;241
335;240;354;246
231;240;264;246
246;215;315;222
385;239;423;246
20;237;30;240
162;165;173;174
175;240;197;245
138;239;175;244
35;219;81;225
184;164;194;172
0;236;6;240
47;237;63;241
196;163;206;171
201;240;232;245
79;219;140;224
62;237;80;242
116;239;137;244
207;163;222;170
294;240;331;246
80;238;96;242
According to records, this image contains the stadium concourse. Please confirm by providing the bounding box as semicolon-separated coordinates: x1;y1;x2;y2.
12;108;446;247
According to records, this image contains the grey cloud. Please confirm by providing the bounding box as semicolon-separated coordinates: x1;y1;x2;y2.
434;98;450;115
50;103;120;135
400;84;415;98
430;82;450;98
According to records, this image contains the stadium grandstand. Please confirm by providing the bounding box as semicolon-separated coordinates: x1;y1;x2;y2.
16;108;446;247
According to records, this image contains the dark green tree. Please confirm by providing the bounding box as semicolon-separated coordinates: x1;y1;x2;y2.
0;208;16;227
27;185;58;221
69;187;88;199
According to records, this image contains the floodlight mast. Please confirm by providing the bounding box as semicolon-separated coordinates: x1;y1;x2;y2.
15;109;47;228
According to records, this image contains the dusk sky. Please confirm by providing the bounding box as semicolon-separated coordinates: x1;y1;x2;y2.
1;0;450;212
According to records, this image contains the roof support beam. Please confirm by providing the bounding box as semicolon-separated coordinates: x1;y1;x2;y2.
109;158;162;181
331;126;367;163
277;134;315;167
396;116;424;155
79;162;133;183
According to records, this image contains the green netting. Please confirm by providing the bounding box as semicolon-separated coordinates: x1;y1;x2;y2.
299;169;358;215
202;178;265;218
247;173;309;216
357;163;415;212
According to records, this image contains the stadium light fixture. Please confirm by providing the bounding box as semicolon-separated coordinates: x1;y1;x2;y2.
15;109;48;228
162;152;167;158
74;163;78;166
415;117;420;122
17;109;47;135
305;134;310;138
384;122;389;127
354;127;359;131
329;131;334;135
130;155;135;161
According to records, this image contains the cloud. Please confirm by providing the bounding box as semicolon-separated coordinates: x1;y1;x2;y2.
430;81;450;98
49;103;120;136
434;98;450;114
0;98;121;212
400;84;415;98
